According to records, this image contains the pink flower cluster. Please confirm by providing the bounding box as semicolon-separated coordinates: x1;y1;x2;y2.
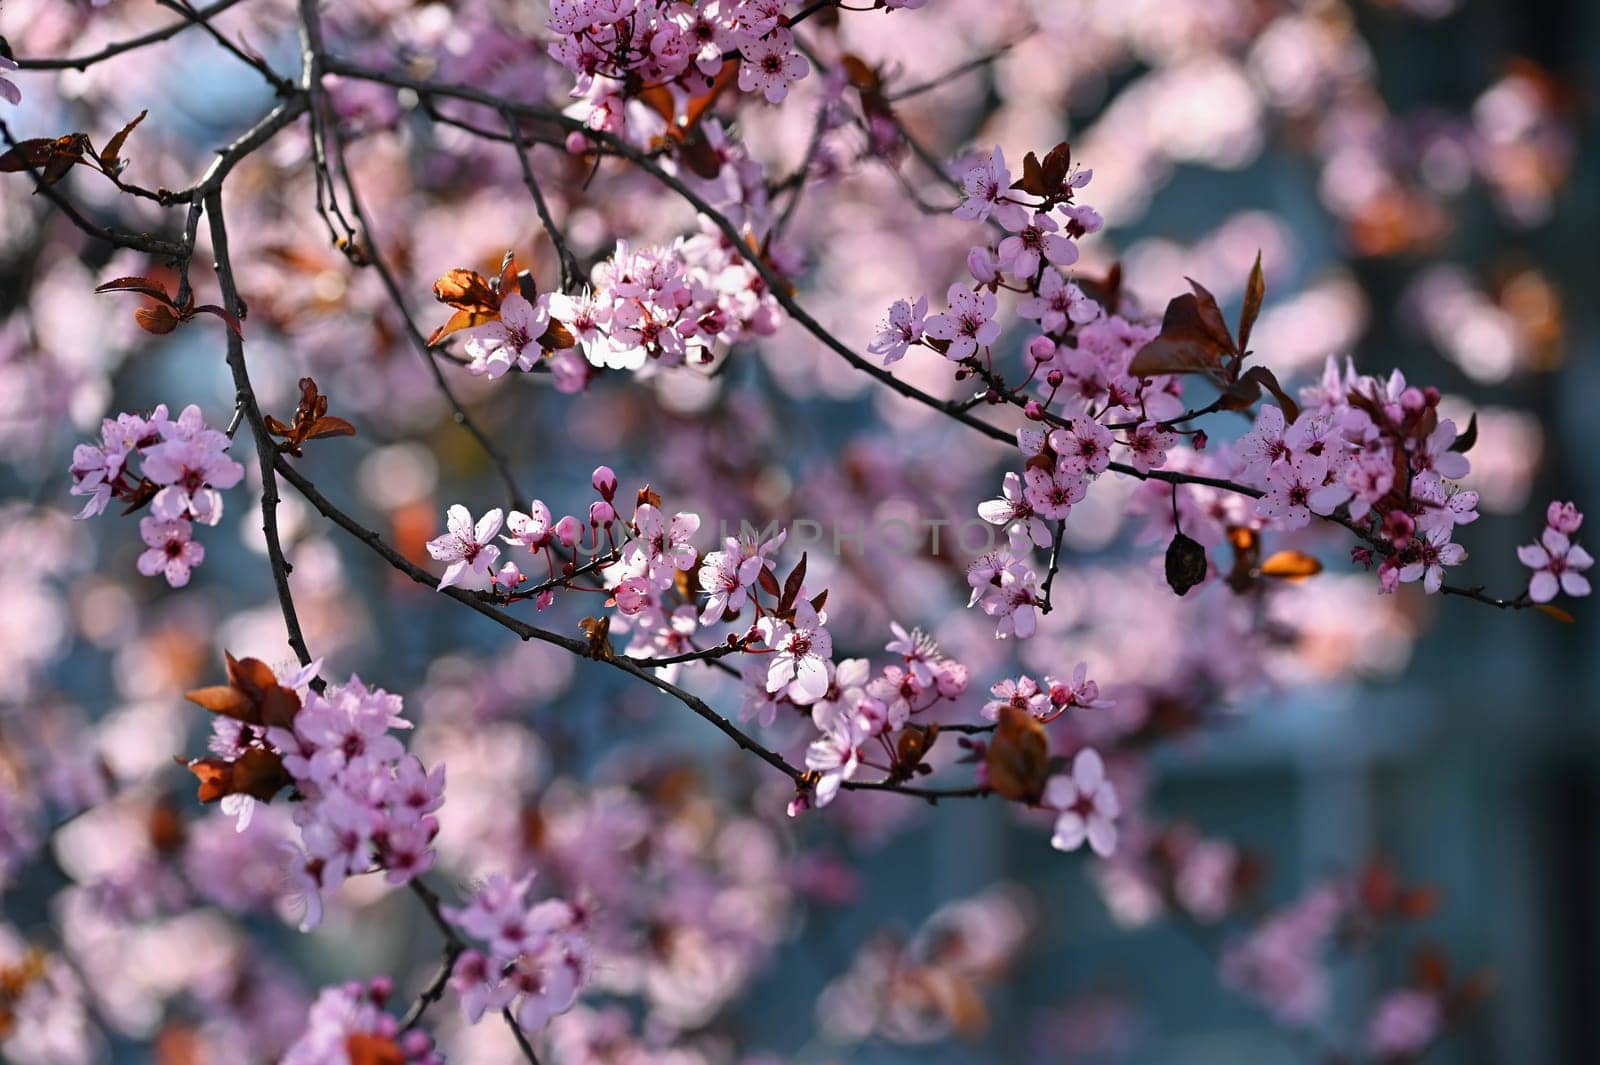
561;236;783;374
871;146;1102;368
443;873;590;1033
1219;882;1346;1026
204;669;445;931
549;0;812;141
281;979;442;1065
982;663;1113;724
795;624;970;810
68;404;244;587
1239;361;1479;594
1519;500;1591;603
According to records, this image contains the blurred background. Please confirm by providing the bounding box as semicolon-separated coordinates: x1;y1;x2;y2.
1;0;1598;1062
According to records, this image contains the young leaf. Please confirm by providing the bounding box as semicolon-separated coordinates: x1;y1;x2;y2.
1449;412;1478;453
986;705;1049;803
1128;285;1237;378
1259;550;1323;580
1237;250;1266;356
99;109;148;171
780;552;808;614
94;276;177;306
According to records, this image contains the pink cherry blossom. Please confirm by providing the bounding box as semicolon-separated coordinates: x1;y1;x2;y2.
1518;524;1592;602
996;211;1078;278
1018;269;1098;334
0;56;19;107
426;505;504;591
737;29;809;103
953;147;1026;229
1256;453;1328;531
923;284;1001;361
978;471;1050;548
757;599;834;703
869;295;927;365
458;292;552;379
1398;527;1467;594
1043;748;1120;857
135;517;204;587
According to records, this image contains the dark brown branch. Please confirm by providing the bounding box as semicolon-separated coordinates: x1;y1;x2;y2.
203;189;320;682
502;108;581;293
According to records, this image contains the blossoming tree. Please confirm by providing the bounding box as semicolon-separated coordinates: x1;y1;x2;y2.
0;0;1586;1062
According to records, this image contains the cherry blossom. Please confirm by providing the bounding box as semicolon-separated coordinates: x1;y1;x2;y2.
1256;453;1327;531
1018;269;1098;334
869;295;927;365
997;211;1078;277
1519;510;1593;602
1398;526;1467;594
978;471;1050;548
757;599;834;703
135;516;204;588
737;29;810;104
458;292;552;379
427;505;505;591
923;284;1001;361
953;147;1026;229
0;56;18;106
1044;748;1121;857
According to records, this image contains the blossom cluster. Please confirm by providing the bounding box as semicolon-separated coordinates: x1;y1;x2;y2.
549;0;813;142
1219;881;1347;1026
68;404;244;587
1244;361;1479;594
185;660;445;932
455;235;784;385
796;624;971;810
443;873;590;1033
426;466;629;600
281;979;442;1065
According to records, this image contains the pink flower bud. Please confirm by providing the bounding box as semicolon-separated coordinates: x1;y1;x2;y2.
1028;336;1056;363
553;514;582;548
592;465;618;500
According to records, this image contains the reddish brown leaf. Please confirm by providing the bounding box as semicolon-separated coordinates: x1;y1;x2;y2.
986;705;1049;803
99;109;148;171
539;319;577;351
780;552;808;614
431;268;500;314
1128;286;1237;378
1238;365;1300;422
1535;603;1574;623
191;304;244;338
345;1034;407;1065
1259;550;1323;580
95;276;176;306
579;616;615;661
182;685;254;720
426;307;498;347
0;133;92;185
306;416;357;440
134;304;181;334
1237;250;1266;356
1010;151;1046;196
